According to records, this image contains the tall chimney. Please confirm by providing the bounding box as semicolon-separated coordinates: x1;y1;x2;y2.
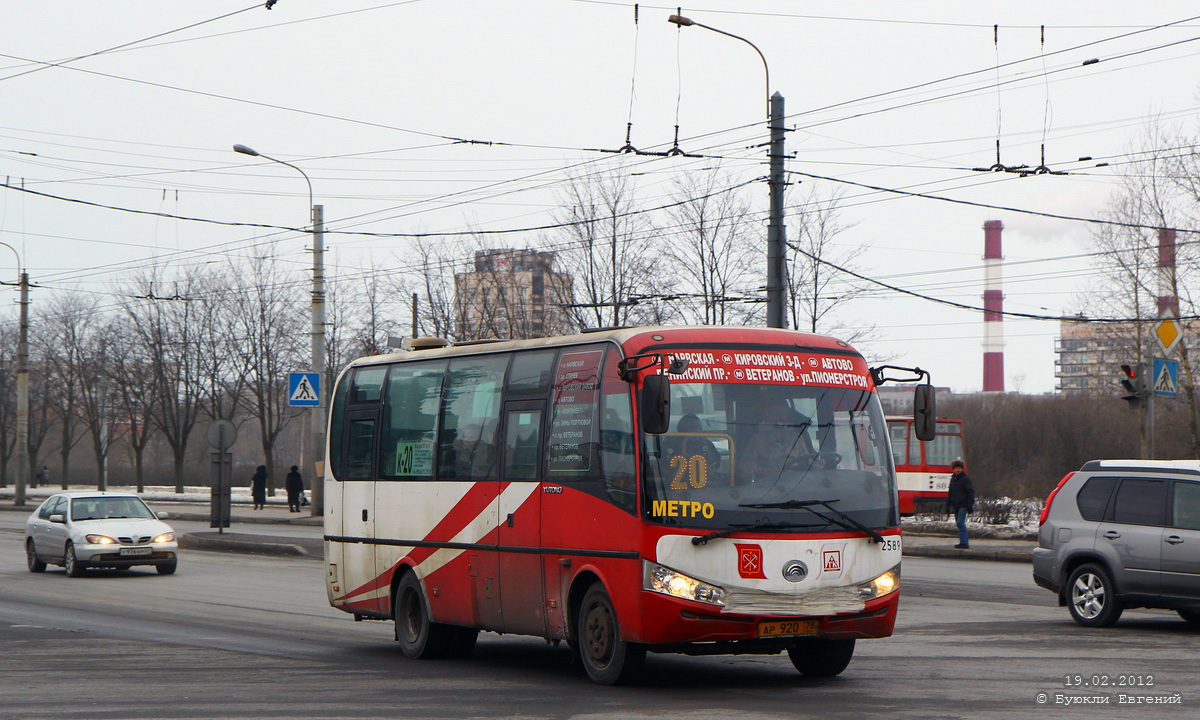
983;220;1005;392
1159;228;1178;317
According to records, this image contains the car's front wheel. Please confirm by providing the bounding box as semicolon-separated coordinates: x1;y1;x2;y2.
576;583;645;685
26;539;46;573
63;543;86;578
1067;563;1122;627
156;559;178;575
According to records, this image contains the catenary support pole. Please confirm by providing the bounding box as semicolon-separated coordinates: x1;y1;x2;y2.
766;91;788;328
311;204;326;517
16;272;29;505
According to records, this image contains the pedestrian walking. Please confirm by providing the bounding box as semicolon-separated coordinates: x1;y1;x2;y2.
946;460;975;549
285;465;305;513
251;464;268;510
35;464;48;488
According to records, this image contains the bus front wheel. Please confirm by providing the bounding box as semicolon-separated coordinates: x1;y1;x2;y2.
787;638;855;677
394;572;475;659
576;583;645;685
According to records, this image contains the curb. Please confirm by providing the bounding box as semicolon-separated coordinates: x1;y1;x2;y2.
179;531;322;558
902;545;1031;564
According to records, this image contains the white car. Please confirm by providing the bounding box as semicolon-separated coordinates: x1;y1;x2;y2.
25;491;179;577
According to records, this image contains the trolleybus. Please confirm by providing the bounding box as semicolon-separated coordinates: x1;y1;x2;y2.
323;326;933;684
887;417;965;515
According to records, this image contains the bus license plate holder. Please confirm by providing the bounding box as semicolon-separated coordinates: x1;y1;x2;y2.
757;619;819;638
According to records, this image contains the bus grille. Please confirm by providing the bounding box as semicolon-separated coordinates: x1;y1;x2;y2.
722;584;865;615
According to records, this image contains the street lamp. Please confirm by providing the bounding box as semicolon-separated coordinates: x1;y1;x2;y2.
0;241;29;505
233;144;326;516
668;14;788;329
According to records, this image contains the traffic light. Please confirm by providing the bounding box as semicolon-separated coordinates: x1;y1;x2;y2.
1119;363;1146;409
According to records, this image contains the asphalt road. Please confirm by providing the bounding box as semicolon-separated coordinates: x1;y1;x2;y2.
1;514;1196;719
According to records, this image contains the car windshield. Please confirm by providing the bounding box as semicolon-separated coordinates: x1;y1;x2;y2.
642;348;896;532
71;497;156;521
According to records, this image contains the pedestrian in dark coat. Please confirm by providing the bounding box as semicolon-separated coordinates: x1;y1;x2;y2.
285;465;305;513
251;465;268;510
946;460;975;549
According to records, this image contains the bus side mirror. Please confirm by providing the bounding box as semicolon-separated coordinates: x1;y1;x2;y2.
641;375;671;435
913;384;936;442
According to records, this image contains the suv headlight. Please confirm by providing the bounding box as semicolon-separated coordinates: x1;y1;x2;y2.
643;560;727;606
153;532;175;543
858;565;900;600
85;534;116;544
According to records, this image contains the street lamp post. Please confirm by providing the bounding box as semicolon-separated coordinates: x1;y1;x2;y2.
233;144;326;517
668;14;788;329
0;242;29;505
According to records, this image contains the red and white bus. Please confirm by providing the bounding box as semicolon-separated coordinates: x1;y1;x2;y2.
887;417;965;515
323;327;926;684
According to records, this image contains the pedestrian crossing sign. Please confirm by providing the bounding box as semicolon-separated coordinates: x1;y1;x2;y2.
1153;358;1178;398
289;372;321;406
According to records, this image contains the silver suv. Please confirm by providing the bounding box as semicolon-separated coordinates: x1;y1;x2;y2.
1032;460;1200;627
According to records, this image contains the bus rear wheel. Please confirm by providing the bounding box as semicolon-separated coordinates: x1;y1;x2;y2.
576;583;644;685
394;572;474;659
787;638;855;677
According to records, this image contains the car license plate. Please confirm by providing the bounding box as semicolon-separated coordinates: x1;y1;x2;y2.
120;547;152;556
758;619;819;638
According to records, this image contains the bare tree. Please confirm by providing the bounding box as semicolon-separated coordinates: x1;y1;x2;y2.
0;323;15;487
36;293;96;488
108;317;157;492
1078;124;1198;456
121;271;206;492
786;186;872;335
663;168;761;326
551;168;662;329
229;254;307;496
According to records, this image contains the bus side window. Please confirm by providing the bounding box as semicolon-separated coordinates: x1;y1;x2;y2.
438;355;508;480
345;417;377;480
599;348;636;511
328;371;351;480
380;360;446;479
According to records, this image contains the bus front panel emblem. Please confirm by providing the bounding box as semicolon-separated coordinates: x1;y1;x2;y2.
782;560;808;582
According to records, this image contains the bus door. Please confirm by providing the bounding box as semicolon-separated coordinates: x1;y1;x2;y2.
341;407;381;613
498;400;547;635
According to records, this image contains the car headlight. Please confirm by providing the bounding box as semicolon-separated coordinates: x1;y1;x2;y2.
153;532;176;543
85;534;116;544
858;565;900;600
643;560;727;606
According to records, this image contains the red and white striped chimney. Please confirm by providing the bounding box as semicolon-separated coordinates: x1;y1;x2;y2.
982;220;1005;393
1159;227;1178;317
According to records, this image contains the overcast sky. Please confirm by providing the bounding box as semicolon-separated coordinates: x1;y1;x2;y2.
2;1;1199;394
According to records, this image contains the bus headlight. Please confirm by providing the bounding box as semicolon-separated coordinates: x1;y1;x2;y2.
643;561;727;606
858;566;900;600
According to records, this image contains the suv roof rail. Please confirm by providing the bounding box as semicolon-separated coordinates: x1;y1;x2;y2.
1080;459;1200;475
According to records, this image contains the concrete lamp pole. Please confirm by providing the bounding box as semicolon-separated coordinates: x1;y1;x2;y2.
668;14;788;328
0;242;29;505
233;144;326;516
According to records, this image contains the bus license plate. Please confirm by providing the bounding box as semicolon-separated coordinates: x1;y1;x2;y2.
758;619;819;638
120;547;152;556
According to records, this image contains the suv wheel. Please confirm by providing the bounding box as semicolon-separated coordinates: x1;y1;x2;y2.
1067;563;1122;627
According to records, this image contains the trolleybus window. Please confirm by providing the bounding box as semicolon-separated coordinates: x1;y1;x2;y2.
438;355;507;480
507;349;556;394
380;360;446;479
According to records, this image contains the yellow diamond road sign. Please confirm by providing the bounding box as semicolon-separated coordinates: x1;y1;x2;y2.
1155;316;1181;355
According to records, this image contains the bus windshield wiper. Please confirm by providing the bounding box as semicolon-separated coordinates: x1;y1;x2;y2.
691;521;824;546
739;498;885;544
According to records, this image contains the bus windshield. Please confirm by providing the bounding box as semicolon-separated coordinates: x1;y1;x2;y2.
642;350;896;532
